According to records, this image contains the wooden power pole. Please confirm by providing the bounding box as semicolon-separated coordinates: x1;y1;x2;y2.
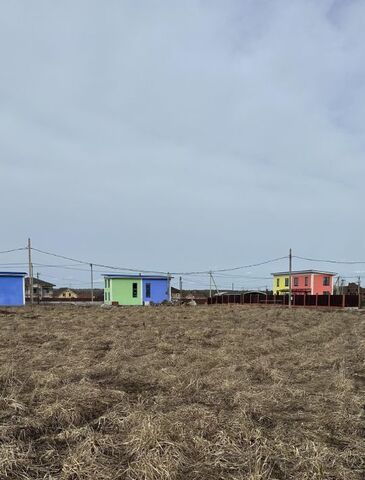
90;263;94;303
179;276;183;304
28;238;33;305
288;248;292;308
167;273;172;302
358;276;361;309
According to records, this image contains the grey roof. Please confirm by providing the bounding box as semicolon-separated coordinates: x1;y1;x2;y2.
103;274;171;279
25;277;55;287
271;270;337;276
0;271;27;276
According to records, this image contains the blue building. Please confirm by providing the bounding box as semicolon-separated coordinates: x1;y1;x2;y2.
103;274;171;305
0;272;27;306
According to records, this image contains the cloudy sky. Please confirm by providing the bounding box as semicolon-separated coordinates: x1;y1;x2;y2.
1;0;364;289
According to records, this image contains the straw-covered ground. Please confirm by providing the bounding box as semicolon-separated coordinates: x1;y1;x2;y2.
0;305;364;480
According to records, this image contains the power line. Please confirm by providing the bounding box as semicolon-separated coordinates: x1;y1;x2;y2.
31;247;90;265
294;255;365;265
213;273;272;279
31;246;287;276
173;256;288;275
32;263;94;272
0;263;29;266
0;247;27;255
31;247;168;274
6;244;365;278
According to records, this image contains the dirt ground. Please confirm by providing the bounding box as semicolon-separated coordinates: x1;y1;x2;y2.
0;305;364;480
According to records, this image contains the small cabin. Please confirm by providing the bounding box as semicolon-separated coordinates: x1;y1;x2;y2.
0;272;27;306
103;274;171;305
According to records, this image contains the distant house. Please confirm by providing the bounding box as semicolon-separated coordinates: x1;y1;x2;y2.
54;288;78;299
272;270;336;295
25;277;55;300
52;288;104;301
74;289;104;301
341;282;364;296
171;287;181;301
170;287;210;304
0;272;27;306
103;274;171;305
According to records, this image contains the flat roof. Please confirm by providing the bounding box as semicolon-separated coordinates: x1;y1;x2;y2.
102;274;171;279
271;270;337;276
0;271;27;276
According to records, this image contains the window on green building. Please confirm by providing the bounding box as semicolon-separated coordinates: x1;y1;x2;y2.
276;278;279;287
285;278;289;287
132;283;138;298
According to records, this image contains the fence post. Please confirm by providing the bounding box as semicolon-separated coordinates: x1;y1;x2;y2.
316;294;318;308
342;294;345;308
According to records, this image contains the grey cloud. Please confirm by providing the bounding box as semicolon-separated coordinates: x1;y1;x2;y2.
0;0;364;288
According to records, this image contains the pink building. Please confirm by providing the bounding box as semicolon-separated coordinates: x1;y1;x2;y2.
272;270;336;295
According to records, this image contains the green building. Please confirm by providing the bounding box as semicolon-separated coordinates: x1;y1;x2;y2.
103;274;171;306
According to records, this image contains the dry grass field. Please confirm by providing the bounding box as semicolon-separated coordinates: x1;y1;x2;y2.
0;305;364;480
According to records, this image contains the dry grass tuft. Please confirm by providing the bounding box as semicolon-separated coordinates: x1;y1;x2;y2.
0;305;364;479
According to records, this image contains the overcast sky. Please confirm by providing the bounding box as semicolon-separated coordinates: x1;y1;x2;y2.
1;1;364;289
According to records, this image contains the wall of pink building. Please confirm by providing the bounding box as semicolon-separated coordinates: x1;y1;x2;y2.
291;273;334;294
291;274;311;292
312;274;333;295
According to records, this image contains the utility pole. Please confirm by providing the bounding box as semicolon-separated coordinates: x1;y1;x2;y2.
358;276;361;309
211;272;220;295
335;276;339;295
232;283;234;292
209;271;212;299
90;263;94;303
28;238;33;305
288;248;292;308
167;272;172;302
179;276;183;304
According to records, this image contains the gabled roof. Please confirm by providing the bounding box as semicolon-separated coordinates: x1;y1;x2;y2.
271;270;337;276
25;277;56;287
54;287;77;294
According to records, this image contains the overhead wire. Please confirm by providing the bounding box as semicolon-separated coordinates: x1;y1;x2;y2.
30;247;288;276
0;247;27;255
4;245;364;287
31;247;169;274
172;256;288;275
293;255;365;265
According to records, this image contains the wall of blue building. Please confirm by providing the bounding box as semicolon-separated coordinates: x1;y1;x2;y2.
0;276;25;306
142;278;169;304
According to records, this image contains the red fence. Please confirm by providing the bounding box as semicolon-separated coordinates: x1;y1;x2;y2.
208;294;360;308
